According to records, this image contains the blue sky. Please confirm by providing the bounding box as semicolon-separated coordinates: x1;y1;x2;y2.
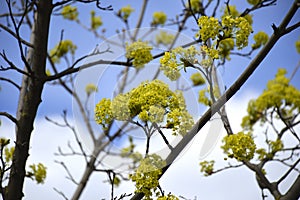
1;0;299;116
0;0;300;199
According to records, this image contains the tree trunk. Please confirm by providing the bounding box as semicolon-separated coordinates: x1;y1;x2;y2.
6;1;52;199
281;174;300;200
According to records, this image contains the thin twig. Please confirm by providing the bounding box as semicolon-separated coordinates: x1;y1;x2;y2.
55;160;79;185
211;163;243;174
6;0;32;73
0;112;18;125
132;0;148;40
0;51;32;77
277;158;300;184
0;23;33;47
53;187;69;200
0;77;21;90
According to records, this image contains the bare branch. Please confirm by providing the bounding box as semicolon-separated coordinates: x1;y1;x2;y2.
132;0;148;40
55;160;79;185
283;21;300;35
240;0;277;17
0;51;32;77
52;0;72;8
211;163;243;174
45;59;131;82
290;60;300;81
0;77;21;90
5;0;32;73
0;112;18;125
277;108;300;142
53;0;113;10
279;120;300;138
212;0;221;17
278;158;300;184
115;193;132;200
53;187;69;200
0;23;33;47
46;111;90;163
153;122;173;151
45;116;68;127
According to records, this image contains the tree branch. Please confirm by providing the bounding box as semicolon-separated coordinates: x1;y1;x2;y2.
55;160;79;185
45;59;131;82
53;187;69;200
132;0;148;40
0;112;18;126
283;21;300;35
6;0;33;73
277;158;300;184
240;0;277;17
0;23;33;48
0;77;21;90
281;173;300;200
0;51;32;77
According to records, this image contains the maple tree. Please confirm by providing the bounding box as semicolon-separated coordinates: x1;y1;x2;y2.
0;0;299;200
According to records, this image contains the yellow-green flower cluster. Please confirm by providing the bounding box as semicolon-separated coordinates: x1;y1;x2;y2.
45;69;51;76
221;15;253;49
125;41;153;69
160;46;200;81
223;5;253;25
269;139;284;154
157;193;179;200
111;93;131;121
201;45;219;60
155;31;175;46
166;107;194;136
95;98;113;129
190;72;205;86
85;83;98;96
252;31;269;49
295;39;300;54
152;11;167;26
221;132;256;161
4;146;14;163
90;10;103;30
129;154;166;199
61;5;78;21
234;17;253;49
128;80;193;135
0;137;10;147
194;5;252;60
1;138;14;163
256;139;284;161
120;137;143;167
199;160;215;176
242;68;300;130
198;88;211;106
196;13;252;60
118;5;134;21
186;0;204;14
49;40;77;63
196;16;221;42
247;0;261;5
218;38;235;60
94;80;194;135
160;51;180;81
28;163;47;184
